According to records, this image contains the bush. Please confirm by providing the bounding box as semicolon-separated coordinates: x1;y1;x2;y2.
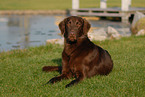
131;17;145;34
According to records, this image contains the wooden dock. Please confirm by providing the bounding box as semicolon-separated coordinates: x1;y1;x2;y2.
70;7;145;23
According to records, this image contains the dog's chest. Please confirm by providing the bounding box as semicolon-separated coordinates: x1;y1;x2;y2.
64;44;78;56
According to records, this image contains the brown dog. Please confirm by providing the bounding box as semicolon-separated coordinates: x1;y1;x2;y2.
43;16;113;88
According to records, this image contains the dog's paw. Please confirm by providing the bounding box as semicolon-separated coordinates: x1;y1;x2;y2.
43;78;57;86
65;83;73;88
48;78;57;84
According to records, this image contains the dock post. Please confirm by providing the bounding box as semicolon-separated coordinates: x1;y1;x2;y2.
121;12;130;24
72;0;79;9
121;0;130;23
129;0;132;7
121;0;129;11
71;0;79;16
100;0;107;9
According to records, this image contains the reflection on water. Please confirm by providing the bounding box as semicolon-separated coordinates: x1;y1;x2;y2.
0;15;63;51
0;15;130;52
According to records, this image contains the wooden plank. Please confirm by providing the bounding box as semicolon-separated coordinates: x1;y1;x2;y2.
77;8;120;12
70;7;145;23
72;7;145;12
72;12;123;17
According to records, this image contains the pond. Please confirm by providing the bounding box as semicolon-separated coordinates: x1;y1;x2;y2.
0;15;130;52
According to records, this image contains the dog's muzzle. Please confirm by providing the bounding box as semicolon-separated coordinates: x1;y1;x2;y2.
68;32;77;42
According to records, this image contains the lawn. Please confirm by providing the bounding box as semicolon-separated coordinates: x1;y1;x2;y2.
0;36;145;96
0;0;144;10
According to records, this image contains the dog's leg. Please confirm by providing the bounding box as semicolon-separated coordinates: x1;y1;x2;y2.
42;66;62;72
44;73;69;85
46;51;70;84
44;51;70;85
65;72;84;88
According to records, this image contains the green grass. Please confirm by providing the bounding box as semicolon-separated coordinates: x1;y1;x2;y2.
0;0;144;10
0;36;145;96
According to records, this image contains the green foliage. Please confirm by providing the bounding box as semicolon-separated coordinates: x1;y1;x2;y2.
131;17;145;34
0;36;145;96
135;17;145;31
0;0;144;10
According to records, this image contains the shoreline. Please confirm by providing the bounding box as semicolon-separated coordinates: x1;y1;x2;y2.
0;10;66;15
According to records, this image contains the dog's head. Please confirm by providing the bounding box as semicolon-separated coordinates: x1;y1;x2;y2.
59;16;91;43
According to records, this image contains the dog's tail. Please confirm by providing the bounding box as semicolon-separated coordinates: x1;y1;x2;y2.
42;66;62;72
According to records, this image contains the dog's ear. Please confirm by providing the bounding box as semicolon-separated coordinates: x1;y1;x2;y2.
83;19;91;35
59;19;66;35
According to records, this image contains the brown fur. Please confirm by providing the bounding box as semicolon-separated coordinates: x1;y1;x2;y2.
42;16;113;88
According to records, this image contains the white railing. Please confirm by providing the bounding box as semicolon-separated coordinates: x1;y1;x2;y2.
72;0;132;11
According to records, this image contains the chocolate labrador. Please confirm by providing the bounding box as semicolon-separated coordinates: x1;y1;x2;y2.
43;16;113;88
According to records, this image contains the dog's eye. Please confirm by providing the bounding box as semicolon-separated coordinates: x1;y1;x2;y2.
68;21;71;24
76;22;80;25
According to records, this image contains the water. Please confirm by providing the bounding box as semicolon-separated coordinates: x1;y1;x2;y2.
0;15;64;51
0;15;130;52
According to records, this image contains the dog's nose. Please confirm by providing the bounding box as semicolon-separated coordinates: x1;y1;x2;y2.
70;31;75;35
71;30;75;32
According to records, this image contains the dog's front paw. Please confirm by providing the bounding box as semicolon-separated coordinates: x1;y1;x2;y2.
43;77;57;86
48;77;58;84
65;83;74;88
65;84;70;88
